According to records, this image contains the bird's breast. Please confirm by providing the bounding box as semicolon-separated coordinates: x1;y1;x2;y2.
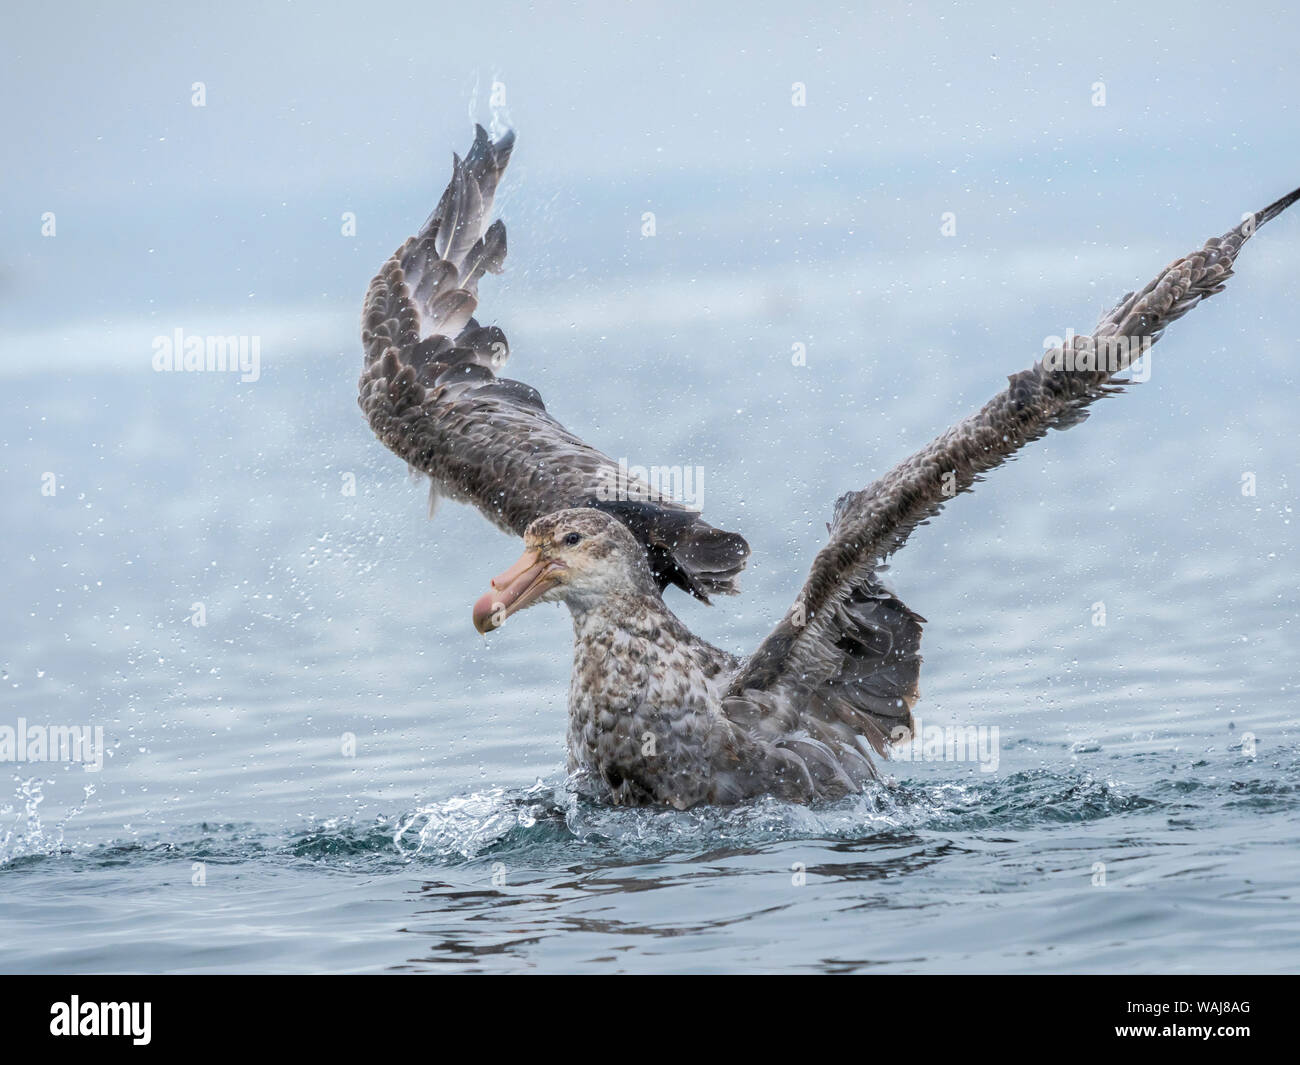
566;616;726;807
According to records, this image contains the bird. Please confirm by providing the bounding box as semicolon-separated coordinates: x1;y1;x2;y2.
359;125;1299;810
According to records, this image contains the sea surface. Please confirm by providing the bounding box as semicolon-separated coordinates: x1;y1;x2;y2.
4;201;1299;973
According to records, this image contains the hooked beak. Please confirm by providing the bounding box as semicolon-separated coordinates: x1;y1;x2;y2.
472;548;566;633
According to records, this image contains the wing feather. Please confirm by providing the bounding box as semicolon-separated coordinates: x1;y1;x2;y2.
359;127;750;599
726;185;1300;753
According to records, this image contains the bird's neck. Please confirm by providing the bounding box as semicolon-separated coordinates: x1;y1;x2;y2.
567;587;673;638
567;592;728;678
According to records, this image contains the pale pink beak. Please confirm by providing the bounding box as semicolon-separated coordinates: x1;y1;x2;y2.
472;549;565;633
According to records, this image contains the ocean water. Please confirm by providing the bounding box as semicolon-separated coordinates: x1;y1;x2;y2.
3;208;1298;972
3;0;1300;974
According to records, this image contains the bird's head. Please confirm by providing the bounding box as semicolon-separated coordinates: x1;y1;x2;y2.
472;508;654;632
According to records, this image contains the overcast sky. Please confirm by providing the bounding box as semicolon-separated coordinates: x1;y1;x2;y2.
2;0;1298;346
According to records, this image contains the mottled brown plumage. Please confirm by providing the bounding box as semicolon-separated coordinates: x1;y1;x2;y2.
358;125;747;601
360;127;1298;807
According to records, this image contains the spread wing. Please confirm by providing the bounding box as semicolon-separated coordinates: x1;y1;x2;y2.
724;185;1300;769
358;126;749;600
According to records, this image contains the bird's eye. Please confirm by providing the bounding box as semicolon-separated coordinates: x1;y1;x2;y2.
564;532;582;546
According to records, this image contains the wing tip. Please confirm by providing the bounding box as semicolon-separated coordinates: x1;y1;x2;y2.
1254;184;1300;229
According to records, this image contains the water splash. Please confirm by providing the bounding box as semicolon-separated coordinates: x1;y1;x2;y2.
0;777;96;867
382;766;1169;863
392;782;553;860
464;71;515;145
7;749;1294;874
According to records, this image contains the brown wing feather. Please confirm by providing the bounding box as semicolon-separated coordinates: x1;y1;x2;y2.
358;126;750;599
726;184;1300;755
